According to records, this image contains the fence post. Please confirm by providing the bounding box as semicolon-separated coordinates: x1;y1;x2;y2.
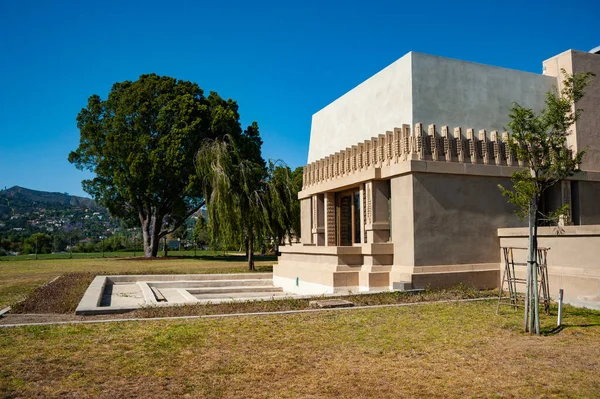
557;288;564;327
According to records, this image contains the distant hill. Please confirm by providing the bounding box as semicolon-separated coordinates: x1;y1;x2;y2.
0;186;101;216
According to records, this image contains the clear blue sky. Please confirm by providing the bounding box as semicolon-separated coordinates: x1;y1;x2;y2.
0;0;598;197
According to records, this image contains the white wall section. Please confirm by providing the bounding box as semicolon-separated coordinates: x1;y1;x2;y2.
307;53;413;163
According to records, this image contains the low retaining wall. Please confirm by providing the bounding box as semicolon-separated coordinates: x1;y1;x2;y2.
498;225;600;309
275;243;395;294
275;243;500;294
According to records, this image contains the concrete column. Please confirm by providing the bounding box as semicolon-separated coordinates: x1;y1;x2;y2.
300;198;312;244
324;192;336;246
311;194;325;245
364;180;390;243
359;184;366;244
389;175;415;284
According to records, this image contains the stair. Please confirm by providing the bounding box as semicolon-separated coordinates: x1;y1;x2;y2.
173;275;286;302
148;279;273;289
188;285;283;295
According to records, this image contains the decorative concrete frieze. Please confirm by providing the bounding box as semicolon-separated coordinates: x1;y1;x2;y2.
393;128;401;163
414;122;425;160
491;131;502;166
402;125;411;160
300;122;536;190
441;126;452;162
454;127;464;163
467;128;478;164
378;134;386;167
363;140;371;170
428;124;440;161
479;129;489;165
302;165;307;188
502;132;514;166
357;143;364;170
371;137;378;168
386;131;394;166
345;147;352;175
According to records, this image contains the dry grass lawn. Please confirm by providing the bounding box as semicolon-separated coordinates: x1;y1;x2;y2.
1;300;599;398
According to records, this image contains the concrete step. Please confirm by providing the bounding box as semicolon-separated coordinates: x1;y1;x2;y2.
148;279;274;289
187;286;283;295
193;291;291;301
110;273;273;284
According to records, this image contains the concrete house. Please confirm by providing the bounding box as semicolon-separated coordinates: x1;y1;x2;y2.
274;48;600;307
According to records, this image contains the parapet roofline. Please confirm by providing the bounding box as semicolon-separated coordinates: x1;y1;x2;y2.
311;50;558;118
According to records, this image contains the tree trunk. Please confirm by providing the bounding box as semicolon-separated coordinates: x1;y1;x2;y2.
163;237;168;257
140;210;163;258
142;218;153;257
525;198;541;335
246;234;255;271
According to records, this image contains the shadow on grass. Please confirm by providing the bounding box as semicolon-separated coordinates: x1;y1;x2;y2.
0;253;278;263
187;254;277;263
543;323;600;336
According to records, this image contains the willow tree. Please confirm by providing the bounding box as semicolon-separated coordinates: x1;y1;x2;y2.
69;74;248;257
197;135;296;270
499;70;594;334
265;164;302;249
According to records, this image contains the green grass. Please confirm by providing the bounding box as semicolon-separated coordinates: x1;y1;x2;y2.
0;254;274;309
0;249;264;262
1;301;599;398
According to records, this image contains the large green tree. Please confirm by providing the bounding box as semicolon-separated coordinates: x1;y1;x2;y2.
196;136;297;270
499;70;594;335
69;73;254;257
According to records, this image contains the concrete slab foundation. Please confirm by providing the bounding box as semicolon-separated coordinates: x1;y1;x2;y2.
76;273;288;315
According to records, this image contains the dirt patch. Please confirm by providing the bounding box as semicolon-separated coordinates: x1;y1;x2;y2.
11;273;96;314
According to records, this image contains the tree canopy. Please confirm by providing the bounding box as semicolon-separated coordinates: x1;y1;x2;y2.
69;73;258;257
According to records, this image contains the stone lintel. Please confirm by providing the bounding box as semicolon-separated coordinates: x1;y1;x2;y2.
365;221;390;231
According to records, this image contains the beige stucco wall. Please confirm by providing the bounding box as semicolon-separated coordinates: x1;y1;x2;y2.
411;173;524;266
412;53;556;136
498;226;600;307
